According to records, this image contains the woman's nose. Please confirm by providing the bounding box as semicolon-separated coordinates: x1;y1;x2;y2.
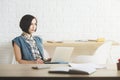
32;24;36;27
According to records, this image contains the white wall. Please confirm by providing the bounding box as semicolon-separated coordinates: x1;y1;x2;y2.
1;0;120;63
1;0;120;41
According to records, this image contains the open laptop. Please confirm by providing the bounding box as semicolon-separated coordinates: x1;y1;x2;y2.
44;47;74;64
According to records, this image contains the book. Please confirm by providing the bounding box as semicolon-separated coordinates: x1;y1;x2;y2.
48;63;99;75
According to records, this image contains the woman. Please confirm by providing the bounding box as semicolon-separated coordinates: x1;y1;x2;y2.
12;14;51;64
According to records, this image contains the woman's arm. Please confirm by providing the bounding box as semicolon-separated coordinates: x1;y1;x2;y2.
13;42;44;64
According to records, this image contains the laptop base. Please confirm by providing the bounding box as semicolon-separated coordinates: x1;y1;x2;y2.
44;61;68;64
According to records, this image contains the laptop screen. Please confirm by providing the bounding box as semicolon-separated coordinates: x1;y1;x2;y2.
51;47;74;62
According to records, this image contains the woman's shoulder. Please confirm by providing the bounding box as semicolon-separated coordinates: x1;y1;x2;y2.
12;36;23;41
33;35;43;42
12;36;24;47
33;35;42;40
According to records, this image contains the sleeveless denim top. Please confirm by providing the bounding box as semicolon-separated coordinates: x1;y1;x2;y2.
12;36;44;61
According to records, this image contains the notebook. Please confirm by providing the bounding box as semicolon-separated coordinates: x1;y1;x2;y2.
49;63;97;74
44;47;74;64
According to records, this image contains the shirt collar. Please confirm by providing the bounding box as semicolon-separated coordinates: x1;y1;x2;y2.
21;32;33;40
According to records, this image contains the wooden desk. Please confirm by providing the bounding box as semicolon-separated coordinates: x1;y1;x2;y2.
0;64;119;80
43;41;103;57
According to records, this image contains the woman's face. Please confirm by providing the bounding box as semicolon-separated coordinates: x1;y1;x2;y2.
28;18;37;34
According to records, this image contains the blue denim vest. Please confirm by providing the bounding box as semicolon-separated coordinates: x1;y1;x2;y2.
12;36;44;60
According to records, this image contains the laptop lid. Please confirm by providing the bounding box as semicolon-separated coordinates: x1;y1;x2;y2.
51;47;74;62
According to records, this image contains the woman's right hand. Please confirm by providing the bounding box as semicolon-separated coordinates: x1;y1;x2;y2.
35;58;44;64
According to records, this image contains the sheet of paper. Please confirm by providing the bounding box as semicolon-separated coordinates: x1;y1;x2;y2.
69;63;106;69
49;66;71;72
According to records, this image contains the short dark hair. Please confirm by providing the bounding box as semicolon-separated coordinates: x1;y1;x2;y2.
19;14;37;34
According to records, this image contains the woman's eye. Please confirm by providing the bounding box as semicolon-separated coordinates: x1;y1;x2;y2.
31;23;37;26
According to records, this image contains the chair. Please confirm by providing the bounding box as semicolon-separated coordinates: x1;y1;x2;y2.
72;41;112;64
11;54;18;64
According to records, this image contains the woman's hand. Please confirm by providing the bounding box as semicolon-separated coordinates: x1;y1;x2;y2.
35;58;44;64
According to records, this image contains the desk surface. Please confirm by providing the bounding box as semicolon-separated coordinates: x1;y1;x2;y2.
0;64;120;80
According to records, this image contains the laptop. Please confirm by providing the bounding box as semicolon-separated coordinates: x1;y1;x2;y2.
44;47;74;64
